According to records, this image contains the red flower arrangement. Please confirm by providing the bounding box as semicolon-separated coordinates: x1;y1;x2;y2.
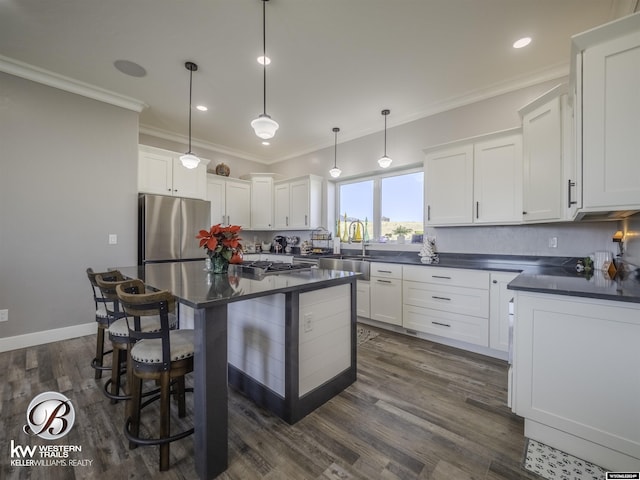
196;224;243;264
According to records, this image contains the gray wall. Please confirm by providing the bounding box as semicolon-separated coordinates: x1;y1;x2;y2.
0;73;139;339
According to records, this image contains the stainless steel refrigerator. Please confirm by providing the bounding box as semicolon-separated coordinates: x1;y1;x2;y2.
138;194;211;264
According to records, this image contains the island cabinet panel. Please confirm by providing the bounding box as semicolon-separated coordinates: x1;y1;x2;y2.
514;292;640;470
298;284;351;396
227;295;286;396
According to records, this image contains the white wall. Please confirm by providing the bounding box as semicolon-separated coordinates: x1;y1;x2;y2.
0;73;139;340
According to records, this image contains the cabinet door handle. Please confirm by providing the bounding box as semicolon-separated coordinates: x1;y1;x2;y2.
432;321;451;328
376;279;392;284
492;279;498;284
568;179;577;208
432;296;451;301
427;205;431;221
305;214;308;226
432;275;451;280
286;216;289;226
476;201;479;219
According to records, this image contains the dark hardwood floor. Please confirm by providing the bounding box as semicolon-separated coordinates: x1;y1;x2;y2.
1;327;539;479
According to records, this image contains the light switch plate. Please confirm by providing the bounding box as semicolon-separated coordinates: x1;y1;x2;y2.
108;234;118;245
0;309;8;322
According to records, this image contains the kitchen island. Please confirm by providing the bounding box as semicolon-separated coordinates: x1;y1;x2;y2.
118;261;358;480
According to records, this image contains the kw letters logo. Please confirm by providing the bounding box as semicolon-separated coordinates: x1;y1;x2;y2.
22;391;75;440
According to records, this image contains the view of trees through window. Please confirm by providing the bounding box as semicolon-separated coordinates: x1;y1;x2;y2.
338;170;424;243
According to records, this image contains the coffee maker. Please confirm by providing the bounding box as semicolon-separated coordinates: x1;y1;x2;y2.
273;236;287;254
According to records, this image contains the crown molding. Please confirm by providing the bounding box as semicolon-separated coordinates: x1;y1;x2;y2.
0;55;147;113
138;124;270;164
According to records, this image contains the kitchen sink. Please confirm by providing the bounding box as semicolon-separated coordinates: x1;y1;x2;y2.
318;256;370;280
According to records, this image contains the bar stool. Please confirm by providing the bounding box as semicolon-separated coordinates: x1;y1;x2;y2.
116;280;194;472
86;268;120;379
95;275;179;405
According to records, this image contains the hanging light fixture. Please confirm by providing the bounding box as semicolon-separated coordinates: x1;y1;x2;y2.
251;0;279;140
378;109;393;168
329;127;342;178
179;61;201;169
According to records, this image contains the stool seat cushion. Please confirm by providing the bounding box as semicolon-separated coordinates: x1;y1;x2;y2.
108;314;177;337
130;330;194;364
96;303;110;319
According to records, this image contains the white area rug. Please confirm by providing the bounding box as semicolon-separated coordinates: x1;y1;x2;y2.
524;439;607;480
356;326;379;346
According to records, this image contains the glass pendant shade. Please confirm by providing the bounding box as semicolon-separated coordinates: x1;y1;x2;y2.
329;127;341;178
180;153;200;169
378;155;392;168
329;167;342;178
251;113;279;139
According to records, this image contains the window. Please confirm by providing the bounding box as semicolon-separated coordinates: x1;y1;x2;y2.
337;169;423;243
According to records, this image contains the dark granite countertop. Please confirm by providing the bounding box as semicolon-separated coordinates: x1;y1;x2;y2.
118;261;357;309
298;251;640;304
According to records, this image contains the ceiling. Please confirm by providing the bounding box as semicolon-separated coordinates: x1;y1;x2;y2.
0;0;636;164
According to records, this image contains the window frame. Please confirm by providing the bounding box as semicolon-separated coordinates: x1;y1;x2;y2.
335;166;424;242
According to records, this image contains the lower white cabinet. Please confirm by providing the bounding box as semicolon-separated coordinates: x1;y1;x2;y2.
514;291;640;470
402;266;490;347
356;280;370;318
369;263;402;326
488;271;518;352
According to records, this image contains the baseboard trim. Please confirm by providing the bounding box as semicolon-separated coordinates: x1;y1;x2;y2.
0;322;96;353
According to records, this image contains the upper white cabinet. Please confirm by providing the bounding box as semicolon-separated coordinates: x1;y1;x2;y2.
206;174;251;228
243;173;276;230
572;13;640;217
520;84;579;222
274;175;322;230
138;145;208;200
425;130;522;226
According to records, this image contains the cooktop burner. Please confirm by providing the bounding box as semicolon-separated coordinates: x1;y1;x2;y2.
229;260;315;277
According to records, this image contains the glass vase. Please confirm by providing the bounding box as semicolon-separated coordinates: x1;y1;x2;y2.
209;253;229;274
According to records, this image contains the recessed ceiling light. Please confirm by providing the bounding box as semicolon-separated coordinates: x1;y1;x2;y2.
196;105;208;111
113;59;147;77
257;56;271;65
262;141;270;146
513;37;532;49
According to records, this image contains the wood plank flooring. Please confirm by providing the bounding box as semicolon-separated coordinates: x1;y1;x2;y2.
0;327;540;479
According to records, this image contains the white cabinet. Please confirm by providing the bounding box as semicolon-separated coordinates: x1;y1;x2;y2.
138;146;207;199
369;263;402;326
473;134;522;224
425;130;522;226
243;173;275;230
573;14;640;216
402;266;490;346
425;145;473;225
273;175;322;230
206;175;251;227
488;272;518;352
356;280;370;318
513;291;640;470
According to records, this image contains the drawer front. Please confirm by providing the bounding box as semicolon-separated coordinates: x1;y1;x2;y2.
370;262;403;279
403;265;489;289
403;281;489;318
403;304;489;347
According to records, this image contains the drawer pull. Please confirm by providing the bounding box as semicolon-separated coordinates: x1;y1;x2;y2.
377;270;393;274
376;279;392;284
432;275;451;280
432;296;451;301
432;321;451;328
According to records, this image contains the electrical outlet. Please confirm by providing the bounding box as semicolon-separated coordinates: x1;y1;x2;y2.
0;309;8;322
548;237;558;248
108;234;118;245
304;313;313;332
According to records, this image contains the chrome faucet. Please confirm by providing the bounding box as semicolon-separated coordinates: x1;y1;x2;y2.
348;220;368;256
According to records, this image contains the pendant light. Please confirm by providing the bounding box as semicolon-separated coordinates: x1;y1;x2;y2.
179;61;200;169
329;127;342;178
378;109;393;168
251;0;279;140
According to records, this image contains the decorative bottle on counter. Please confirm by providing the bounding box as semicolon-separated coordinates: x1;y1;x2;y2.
341;213;349;243
363;217;370;243
353;221;363;242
